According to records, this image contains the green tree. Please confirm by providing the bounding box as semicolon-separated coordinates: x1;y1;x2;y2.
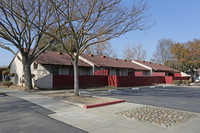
170;40;200;82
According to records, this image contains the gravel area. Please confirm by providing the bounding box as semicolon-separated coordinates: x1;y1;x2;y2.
116;106;197;127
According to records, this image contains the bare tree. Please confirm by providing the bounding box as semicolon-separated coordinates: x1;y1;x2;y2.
85;36;113;56
50;0;150;95
123;45;135;60
38;27;65;52
0;0;54;90
123;44;146;61
151;38;173;64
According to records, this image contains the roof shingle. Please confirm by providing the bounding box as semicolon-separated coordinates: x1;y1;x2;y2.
80;54;149;71
134;60;179;72
35;51;91;67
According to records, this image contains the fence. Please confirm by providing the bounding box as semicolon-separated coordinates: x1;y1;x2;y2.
53;75;108;89
52;75;188;89
108;76;172;87
173;76;190;81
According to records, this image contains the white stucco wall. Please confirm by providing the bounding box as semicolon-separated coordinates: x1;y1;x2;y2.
131;60;152;76
181;72;190;77
10;52;23;85
10;52;51;87
34;74;53;89
32;64;50;80
79;56;95;74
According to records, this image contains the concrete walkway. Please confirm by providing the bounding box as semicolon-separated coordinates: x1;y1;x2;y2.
1;88;200;133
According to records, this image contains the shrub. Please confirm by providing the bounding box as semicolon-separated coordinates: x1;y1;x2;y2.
182;80;190;86
8;73;15;77
2;70;10;76
173;80;181;86
2;81;13;88
0;67;9;75
32;74;35;78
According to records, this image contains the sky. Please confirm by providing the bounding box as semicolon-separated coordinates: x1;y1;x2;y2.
1;0;200;66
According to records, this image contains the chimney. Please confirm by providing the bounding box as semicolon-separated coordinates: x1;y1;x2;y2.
123;59;127;62
101;55;106;58
57;52;63;55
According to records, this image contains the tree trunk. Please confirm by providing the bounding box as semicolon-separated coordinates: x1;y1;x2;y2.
190;69;195;82
73;59;79;96
22;57;33;91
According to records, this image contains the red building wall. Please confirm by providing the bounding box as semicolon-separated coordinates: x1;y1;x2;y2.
152;72;165;76
173;73;181;77
135;71;143;76
94;70;109;75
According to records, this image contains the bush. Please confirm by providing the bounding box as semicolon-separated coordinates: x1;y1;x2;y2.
0;67;9;75
2;81;13;88
8;73;15;77
32;74;35;78
173;80;181;86
182;80;190;86
2;70;10;76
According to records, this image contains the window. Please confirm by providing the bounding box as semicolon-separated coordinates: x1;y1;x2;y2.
34;63;38;70
69;67;74;75
52;67;59;75
116;69;120;76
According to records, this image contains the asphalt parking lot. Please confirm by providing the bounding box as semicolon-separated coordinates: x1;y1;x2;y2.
89;86;200;113
0;94;87;133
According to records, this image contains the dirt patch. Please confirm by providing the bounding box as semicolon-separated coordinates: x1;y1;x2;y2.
41;92;120;105
0;84;39;91
0;84;24;90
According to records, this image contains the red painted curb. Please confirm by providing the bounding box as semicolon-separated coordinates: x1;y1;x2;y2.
83;100;126;109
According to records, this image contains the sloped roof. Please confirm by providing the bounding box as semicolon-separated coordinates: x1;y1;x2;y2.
80;54;149;71
134;60;179;72
35;51;91;67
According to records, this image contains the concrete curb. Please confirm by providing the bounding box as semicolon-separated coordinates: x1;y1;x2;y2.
83;100;126;109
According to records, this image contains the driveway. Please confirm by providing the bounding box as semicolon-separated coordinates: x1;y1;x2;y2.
89;86;200;113
0;93;87;133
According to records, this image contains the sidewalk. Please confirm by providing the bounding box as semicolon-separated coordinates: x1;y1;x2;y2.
1;87;200;133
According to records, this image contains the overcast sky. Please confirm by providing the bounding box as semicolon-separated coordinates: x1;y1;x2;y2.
1;0;200;66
